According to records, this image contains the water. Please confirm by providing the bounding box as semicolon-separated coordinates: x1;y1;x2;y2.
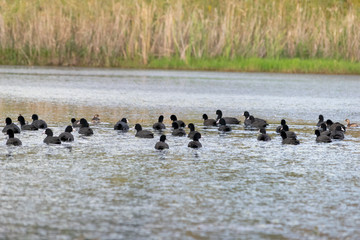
0;66;359;239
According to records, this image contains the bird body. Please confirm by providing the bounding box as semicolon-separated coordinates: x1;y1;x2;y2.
71;118;81;128
282;125;297;139
345;119;358;128
216;110;240;124
315;130;331;143
153;115;166;130
155;135;169;150
6;129;22;146
79;118;94;136
2;117;21;134
172;122;186;136
280;130;300;145
243;111;267;129
326;119;346;132
187;123;200;139
188;132;202;148
170;115;185;128
135;124;154;138
317;114;325;127
92;114;100;124
18;115;38;130
257;129;271;141
59;126;74;142
276;119;286;133
31;114;47;129
218;118;232;132
43;129;61;145
330;126;345;140
114;118;129;131
202;114;217;126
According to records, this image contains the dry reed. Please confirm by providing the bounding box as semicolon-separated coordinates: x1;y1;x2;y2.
0;0;359;67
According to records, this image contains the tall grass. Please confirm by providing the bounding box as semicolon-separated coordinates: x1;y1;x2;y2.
0;0;359;72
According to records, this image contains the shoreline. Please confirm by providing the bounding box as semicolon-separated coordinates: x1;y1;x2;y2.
1;57;359;75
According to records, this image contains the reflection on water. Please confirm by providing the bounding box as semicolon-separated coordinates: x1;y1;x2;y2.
0;66;359;239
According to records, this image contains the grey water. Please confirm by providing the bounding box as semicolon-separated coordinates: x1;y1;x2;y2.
0;66;359;239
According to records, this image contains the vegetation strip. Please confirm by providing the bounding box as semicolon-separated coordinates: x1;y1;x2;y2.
0;0;359;74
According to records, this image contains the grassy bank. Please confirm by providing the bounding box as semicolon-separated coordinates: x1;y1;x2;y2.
0;0;359;74
147;58;360;74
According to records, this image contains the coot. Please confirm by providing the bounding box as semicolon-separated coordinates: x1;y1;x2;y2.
79;118;94;136
31;114;47;129
6;129;22;146
216;110;240;124
18;115;38;131
257;128;271;141
172;122;186;137
153;115;166;130
188;132;202;149
155;135;169;150
2;117;21;134
202;114;217;126
187;123;200;140
135;124;154;138
218;118;232;132
59;126;74;142
43;128;61;145
114;118;129;132
280;130;300;145
170;115;185;128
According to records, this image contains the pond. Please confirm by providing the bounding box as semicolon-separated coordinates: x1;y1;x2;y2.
0;66;359;239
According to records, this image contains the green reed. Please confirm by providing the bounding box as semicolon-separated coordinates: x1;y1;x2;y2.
0;0;359;73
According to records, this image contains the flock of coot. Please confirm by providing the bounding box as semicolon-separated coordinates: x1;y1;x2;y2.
2;111;358;149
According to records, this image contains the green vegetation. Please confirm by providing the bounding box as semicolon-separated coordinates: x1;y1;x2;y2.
147;58;360;74
0;0;359;74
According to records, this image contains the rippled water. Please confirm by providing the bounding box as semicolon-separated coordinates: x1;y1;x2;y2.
0;66;359;239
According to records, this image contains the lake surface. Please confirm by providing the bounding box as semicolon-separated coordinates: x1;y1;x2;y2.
0;66;359;239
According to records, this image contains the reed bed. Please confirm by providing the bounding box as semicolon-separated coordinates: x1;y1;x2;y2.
0;0;359;73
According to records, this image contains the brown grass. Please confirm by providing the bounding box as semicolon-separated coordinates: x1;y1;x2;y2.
0;0;359;67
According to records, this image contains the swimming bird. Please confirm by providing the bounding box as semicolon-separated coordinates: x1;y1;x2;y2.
155;135;169;150
78;118;94;136
218;118;232;132
31;114;47;129
18;115;38;130
188;132;202;149
243;111;267;129
170;115;185;128
345;119;358;128
6;129;22;146
92;114;100;124
2;117;21;134
59;126;74;142
216;110;240;124
326;119;346;132
153;115;166;130
187;123;200;140
282;125;297;139
172;122;186;137
317;114;325;127
247;116;268;130
280;130;300;145
319;123;331;137
135;124;154;138
114;118;129;132
71;118;81;128
315;129;332;143
257;128;271;141
202;114;217;126
330;125;345;140
276;119;286;133
43;128;61;145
